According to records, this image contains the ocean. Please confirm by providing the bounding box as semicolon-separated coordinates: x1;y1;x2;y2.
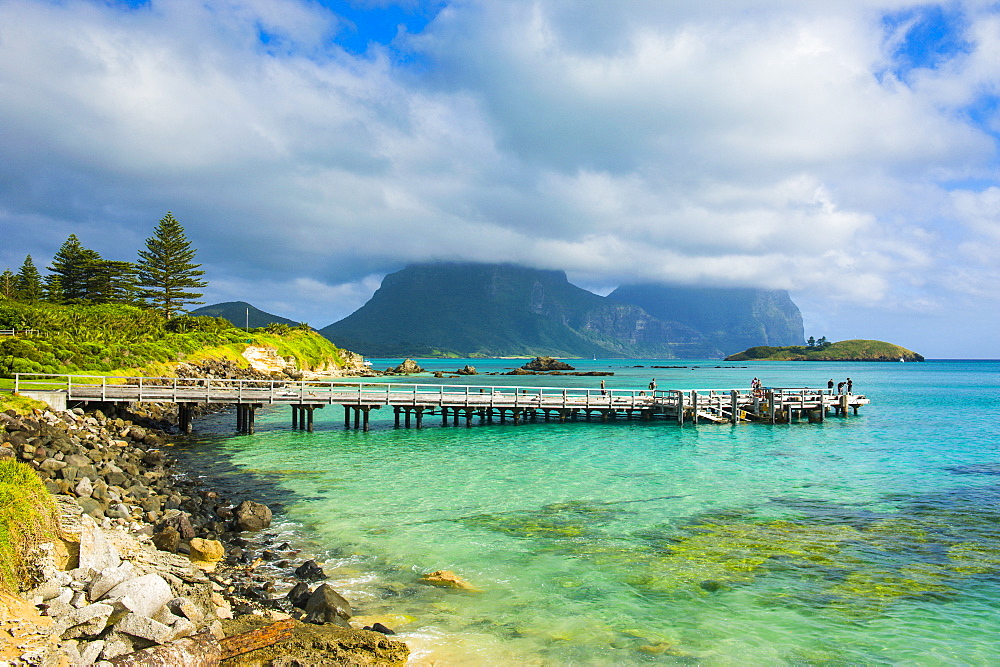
174;358;1000;664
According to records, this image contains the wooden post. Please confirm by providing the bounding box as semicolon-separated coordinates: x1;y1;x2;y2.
344;405;351;429
415;408;423;428
465;409;473;427
692;390;698;425
354;407;360;430
405;409;411;428
677;390;684;425
442;407;449;426
292;405;299;430
306;406;314;432
731;390;739;424
247;405;256;434
362;407;370;432
394;407;400;428
769;390;776;424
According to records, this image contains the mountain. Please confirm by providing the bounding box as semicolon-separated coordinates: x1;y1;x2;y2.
321;263;726;358
190;301;298;329
608;284;804;355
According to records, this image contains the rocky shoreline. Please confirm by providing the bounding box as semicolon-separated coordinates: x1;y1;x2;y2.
0;400;410;665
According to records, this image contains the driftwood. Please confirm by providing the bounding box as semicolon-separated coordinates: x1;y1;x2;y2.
110;620;297;665
220;618;296;659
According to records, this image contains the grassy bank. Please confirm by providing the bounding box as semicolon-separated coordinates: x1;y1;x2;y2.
0;301;352;378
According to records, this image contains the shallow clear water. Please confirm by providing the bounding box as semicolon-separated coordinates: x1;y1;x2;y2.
176;359;1000;664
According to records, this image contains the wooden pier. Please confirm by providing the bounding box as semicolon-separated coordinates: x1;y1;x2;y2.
13;374;870;433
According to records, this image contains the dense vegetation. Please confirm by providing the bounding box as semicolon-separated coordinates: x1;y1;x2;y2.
724;339;925;362
0;300;349;377
1;212;205;316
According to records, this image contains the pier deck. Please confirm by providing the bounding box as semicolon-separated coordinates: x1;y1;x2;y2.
13;374;870;433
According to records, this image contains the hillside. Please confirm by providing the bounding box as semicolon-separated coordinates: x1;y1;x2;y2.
0;301;354;378
319;263;796;358
190;301;298;329
609;284;804;354
724;339;924;362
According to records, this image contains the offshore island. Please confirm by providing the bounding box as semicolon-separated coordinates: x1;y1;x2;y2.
725;339;925;362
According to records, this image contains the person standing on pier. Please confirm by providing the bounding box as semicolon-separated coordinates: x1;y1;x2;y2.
827;379;834;390
847;378;853;394
600;379;607;396
649;379;657;392
837;381;845;394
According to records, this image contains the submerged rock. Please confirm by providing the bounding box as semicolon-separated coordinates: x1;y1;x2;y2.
419;570;480;592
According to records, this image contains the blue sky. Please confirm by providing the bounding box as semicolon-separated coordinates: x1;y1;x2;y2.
1;0;998;357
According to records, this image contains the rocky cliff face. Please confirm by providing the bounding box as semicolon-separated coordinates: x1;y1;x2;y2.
319;263;755;358
608;284;804;355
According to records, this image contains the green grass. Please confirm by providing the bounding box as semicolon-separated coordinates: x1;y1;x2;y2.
0;460;59;593
0;393;46;414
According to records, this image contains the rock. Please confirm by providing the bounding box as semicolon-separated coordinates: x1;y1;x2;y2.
294;559;326;581
54;602;114;640
287;582;311;609
233;500;272;531
113;612;174;644
522;356;575;371
166;597;204;625
390;359;424;374
26;580;62;603
220;616;409;665
88;561;135;601
188;538;225;571
79;639;105;664
370;622;396;635
152;526;181;553
303;584;353;625
74;476;94;498
79;514;120;572
100;631;155;660
419;570;480;591
170;617;197;640
158;511;195;540
101;573;173;619
455;365;478;375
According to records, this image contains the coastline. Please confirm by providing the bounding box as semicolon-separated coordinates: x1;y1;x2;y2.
1;398;411;664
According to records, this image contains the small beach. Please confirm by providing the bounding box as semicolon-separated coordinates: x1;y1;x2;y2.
170;358;1000;664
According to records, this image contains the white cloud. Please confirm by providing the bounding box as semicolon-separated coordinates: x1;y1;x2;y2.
0;0;998;353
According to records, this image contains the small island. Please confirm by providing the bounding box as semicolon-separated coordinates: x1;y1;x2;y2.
725;339;924;362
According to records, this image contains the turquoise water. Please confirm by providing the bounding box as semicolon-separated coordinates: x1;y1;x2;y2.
177;359;1000;664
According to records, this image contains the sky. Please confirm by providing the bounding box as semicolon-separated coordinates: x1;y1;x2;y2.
1;0;998;358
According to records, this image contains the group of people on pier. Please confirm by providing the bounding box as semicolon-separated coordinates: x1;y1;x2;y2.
828;377;853;394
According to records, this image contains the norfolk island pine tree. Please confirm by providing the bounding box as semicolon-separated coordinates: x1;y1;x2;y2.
136;212;207;318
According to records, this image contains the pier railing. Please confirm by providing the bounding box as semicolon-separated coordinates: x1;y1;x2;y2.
12;373;661;409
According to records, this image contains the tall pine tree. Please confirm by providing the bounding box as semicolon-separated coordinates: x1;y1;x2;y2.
15;255;44;303
136;212;206;318
48;234;103;302
0;270;16;300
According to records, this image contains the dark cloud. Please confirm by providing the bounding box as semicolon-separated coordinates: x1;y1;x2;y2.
0;0;998;354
